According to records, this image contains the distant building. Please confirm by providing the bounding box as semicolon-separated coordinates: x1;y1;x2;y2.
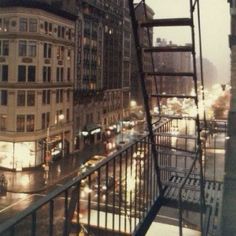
154;38;192;99
74;0;131;150
0;0;77;170
131;1;154;107
197;57;218;89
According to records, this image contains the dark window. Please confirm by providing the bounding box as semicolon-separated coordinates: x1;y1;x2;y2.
27;91;35;106
0;65;8;81
17;91;25;106
43;66;51;82
0;90;7;105
29;18;37;32
42;90;50;105
19;18;27;32
17;115;25;132
0;115;6;131
2;40;9;56
26;115;34;132
18;65;26;82
28;66;35;82
19;40;27;56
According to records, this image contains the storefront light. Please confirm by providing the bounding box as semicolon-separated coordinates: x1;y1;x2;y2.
91;128;101;135
82;131;89;136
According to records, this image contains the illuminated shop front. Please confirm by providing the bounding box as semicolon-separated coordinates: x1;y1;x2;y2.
0;141;42;171
82;124;102;145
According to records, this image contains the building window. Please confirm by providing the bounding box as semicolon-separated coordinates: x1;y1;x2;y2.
0;40;9;56
29;18;37;32
0;114;6;131
56;67;63;82
43;66;51;82
18;65;36;82
16;115;25;132
56;89;63;103
19;18;27;32
66;108;69;122
67;68;71;81
0;65;8;81
19;40;36;57
57;46;64;60
42;112;50;129
17;91;25;106
0;18;9;32
27;91;35;106
43;43;52;58
67;89;70;102
26;115;34;132
42;90;50;105
57;26;65;38
17;114;34;132
17;91;35;106
0;90;7;105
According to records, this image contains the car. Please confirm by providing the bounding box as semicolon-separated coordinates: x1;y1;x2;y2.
84;155;106;168
93;176;115;193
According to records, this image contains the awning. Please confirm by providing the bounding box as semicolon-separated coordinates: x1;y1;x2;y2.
82;123;101;136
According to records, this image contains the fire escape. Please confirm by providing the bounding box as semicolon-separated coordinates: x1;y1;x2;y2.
128;0;222;235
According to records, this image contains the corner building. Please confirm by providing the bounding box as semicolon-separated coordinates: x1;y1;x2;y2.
0;1;76;170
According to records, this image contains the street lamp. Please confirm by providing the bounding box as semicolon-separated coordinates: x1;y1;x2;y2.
59;114;65;158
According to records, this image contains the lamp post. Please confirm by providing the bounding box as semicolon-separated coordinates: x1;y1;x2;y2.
59;114;65;158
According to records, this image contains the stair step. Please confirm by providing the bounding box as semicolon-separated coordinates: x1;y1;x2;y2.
151;94;196;99
146;72;194;77
140;18;193;27
163;180;200;192
154;114;197;120
159;166;199;175
156;132;197;140
144;45;193;53
156;149;197;158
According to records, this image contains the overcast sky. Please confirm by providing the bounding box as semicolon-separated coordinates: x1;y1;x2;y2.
134;0;230;83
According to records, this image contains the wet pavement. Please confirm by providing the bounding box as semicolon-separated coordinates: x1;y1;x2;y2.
0;143;105;194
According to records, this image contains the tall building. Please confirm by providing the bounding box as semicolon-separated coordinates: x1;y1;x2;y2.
131;2;154;107
220;0;236;234
0;0;77;170
154;38;192;99
74;0;131;150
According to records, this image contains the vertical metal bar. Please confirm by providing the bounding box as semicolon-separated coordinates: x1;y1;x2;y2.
49;200;54;236
87;175;91;235
31;212;36;236
97;169;101;235
124;149;128;233
134;146;138;227
112;157;116;232
119;153;122;233
77;182;81;234
64;190;68;236
105;163;109;232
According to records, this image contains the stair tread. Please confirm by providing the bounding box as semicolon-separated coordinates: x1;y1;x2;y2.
151;94;196;99
156;149;197;158
140;18;193;27
156;132;197;139
153;114;197;120
144;45;193;53
146;71;194;77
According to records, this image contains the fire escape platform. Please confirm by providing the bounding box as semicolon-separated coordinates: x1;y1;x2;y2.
162;176;223;214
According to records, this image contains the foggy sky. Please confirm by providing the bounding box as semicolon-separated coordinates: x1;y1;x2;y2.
135;0;230;84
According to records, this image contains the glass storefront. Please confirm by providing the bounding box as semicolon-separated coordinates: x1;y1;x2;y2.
0;141;42;170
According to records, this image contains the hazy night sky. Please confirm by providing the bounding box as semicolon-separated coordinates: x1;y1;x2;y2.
134;0;230;84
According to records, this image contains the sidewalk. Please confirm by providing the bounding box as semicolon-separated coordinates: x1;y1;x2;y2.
1;143;105;194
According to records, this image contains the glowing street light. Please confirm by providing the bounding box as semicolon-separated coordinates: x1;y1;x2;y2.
59;114;65;158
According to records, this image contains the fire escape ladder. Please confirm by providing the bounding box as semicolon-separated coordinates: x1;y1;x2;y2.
129;0;209;235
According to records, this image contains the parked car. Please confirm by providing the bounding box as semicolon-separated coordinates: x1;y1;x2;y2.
93;176;115;193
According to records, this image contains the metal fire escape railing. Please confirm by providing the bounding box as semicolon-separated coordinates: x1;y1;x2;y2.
128;0;207;235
